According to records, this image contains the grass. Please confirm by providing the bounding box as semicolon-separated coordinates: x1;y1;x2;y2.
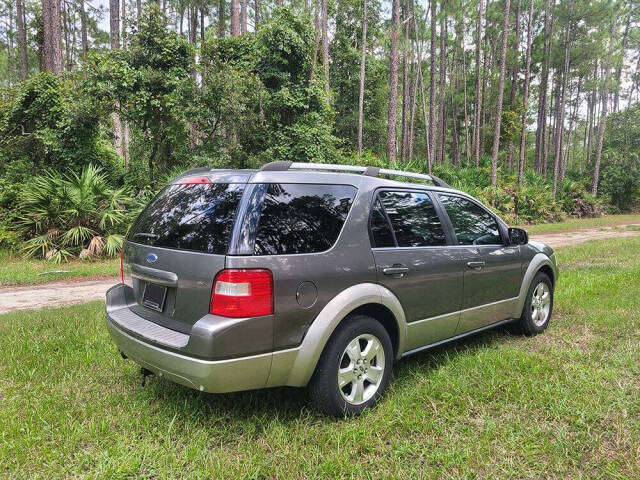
0;250;118;286
522;212;640;234
1;237;639;478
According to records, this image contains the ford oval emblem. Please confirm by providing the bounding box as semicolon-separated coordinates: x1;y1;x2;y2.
145;253;158;264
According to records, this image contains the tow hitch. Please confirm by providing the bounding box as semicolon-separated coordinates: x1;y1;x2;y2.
141;367;155;387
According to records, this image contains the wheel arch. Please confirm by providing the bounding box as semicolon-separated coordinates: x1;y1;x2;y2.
280;283;407;387
513;253;557;319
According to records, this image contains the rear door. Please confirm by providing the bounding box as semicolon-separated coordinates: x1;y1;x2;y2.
370;190;464;351
124;181;246;332
436;194;522;334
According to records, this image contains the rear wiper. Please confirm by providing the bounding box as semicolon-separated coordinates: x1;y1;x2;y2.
133;232;159;240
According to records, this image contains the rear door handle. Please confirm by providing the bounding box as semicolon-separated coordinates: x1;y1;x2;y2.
382;265;409;276
466;261;485;270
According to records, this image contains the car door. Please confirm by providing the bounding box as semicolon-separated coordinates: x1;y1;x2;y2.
370;189;464;351
436;194;522;334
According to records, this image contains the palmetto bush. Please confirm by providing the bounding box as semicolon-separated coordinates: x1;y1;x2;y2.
18;165;134;263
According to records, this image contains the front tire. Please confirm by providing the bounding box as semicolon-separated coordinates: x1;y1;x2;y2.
516;272;554;336
308;315;393;417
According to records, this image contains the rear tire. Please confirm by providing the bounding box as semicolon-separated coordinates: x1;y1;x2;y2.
515;272;554;336
308;315;393;417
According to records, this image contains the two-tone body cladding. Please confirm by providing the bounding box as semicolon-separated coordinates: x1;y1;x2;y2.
106;162;558;415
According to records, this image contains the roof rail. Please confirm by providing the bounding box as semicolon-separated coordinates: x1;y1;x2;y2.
259;161;451;188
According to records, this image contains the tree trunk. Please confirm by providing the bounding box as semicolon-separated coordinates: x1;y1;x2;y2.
254;0;259;30
552;19;571;200
110;0;120;49
400;0;410;162
592;86;608;196
137;0;142;19
122;0;128;49
428;0;437;166
592;17;615;196
535;0;552;172
411;4;431;169
321;0;329;93
218;0;225;38
231;0;240;36
544;70;557;178
517;0;534;185
43;0;63;74
61;0;71;69
437;14;447;164
241;0;247;34
110;0;123;160
505;0;521;171
310;0;321;82
16;0;28;79
490;0;511;187
613;14;630;113
386;0;400;161
461;17;469;163
586;61;597;166
79;0;88;61
473;0;483;167
560;76;580;186
357;0;368;156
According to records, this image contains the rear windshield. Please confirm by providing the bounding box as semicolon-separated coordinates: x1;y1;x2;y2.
253;183;357;255
128;183;245;254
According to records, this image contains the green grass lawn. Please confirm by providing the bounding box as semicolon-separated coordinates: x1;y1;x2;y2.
0;250;118;286
1;238;639;478
522;212;640;234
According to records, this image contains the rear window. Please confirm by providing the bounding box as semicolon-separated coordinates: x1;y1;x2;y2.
128;183;245;254
253;184;357;255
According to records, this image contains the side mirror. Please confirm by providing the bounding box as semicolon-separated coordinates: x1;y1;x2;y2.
508;227;528;245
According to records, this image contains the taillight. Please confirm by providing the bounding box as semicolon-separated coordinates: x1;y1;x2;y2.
210;269;273;318
120;251;124;284
179;176;212;185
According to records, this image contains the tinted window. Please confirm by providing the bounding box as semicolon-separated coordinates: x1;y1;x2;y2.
370;199;395;248
128;183;244;254
378;191;446;247
439;195;502;245
254;184;357;255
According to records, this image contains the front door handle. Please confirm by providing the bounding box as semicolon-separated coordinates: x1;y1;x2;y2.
467;261;485;270
382;265;409;276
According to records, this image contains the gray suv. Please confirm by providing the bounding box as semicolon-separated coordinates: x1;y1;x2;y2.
106;162;558;416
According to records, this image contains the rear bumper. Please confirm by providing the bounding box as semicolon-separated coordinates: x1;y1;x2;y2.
106;315;273;393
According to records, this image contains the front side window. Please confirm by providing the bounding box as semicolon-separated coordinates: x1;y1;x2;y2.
377;191;447;247
128;183;245;254
438;195;502;245
253;183;357;255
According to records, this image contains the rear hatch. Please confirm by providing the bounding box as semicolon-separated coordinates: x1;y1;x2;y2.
123;179;247;332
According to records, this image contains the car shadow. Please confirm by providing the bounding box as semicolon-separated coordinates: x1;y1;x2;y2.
136;325;515;426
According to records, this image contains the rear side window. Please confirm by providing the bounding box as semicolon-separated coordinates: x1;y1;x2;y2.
128;183;245;254
377;191;447;247
370;199;395;248
438;194;502;245
253;184;357;255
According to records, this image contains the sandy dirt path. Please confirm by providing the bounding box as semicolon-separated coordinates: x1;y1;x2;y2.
1;224;639;314
0;278;118;314
529;224;640;248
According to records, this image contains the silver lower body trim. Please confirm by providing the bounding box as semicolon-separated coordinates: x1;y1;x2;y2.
401;318;515;358
106;317;275;393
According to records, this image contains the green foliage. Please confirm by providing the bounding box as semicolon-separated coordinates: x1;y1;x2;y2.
0;73;118;175
17;165;134;263
86;4;195;183
598;104;640;212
